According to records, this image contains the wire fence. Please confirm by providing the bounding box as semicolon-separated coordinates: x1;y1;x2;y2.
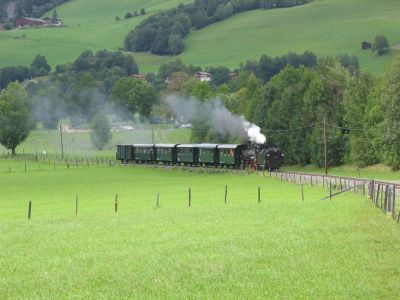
274;170;400;224
1;153;399;225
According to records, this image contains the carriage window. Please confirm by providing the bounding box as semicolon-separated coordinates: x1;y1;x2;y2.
201;149;213;155
221;149;234;157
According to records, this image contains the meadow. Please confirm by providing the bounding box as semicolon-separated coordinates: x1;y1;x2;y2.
0;160;399;298
1;0;400;73
0;0;192;69
0;127;191;158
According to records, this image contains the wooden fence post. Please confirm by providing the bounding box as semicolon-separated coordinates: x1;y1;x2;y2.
329;182;332;200
224;185;228;204
384;185;389;212
376;184;381;207
393;186;396;219
28;201;32;220
301;184;304;202
75;194;78;216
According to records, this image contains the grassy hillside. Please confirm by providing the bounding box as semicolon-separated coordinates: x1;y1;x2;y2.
0;0;191;68
176;0;400;73
1;0;400;73
1;161;399;298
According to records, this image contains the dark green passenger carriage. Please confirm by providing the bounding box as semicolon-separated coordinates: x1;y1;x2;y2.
198;144;218;166
116;145;134;162
133;144;155;163
155;144;178;164
217;144;245;168
177;144;199;165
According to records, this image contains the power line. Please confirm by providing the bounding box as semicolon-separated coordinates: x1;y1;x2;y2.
324;122;365;132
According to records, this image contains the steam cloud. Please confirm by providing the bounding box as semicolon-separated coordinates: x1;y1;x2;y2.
165;95;266;144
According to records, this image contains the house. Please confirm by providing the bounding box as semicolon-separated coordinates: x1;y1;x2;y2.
16;17;48;27
195;71;212;82
42;17;64;26
130;74;146;80
15;16;63;28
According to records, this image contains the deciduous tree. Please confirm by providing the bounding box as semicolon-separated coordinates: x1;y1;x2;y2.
0;83;35;155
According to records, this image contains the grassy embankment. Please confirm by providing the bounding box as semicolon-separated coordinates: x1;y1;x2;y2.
0;160;399;298
1;0;400;73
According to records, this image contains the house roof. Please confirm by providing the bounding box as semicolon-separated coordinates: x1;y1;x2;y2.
217;144;245;149
17;17;47;22
133;144;155;148
155;144;179;148
177;144;198;148
196;143;218;149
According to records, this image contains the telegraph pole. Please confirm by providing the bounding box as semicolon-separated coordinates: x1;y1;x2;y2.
323;113;328;175
59;124;64;159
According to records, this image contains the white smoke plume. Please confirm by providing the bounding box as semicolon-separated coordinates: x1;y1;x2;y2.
164;95;266;144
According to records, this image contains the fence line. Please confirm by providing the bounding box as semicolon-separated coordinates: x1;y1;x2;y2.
1;153;399;224
274;170;399;222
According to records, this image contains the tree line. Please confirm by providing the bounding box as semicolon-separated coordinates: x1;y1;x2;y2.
124;0;310;55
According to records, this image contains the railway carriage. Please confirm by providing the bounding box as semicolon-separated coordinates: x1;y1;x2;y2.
177;144;199;165
116;145;134;162
133;144;156;163
217;144;246;168
155;144;178;164
198;144;219;166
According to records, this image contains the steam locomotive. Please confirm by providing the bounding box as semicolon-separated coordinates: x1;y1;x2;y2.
116;143;284;170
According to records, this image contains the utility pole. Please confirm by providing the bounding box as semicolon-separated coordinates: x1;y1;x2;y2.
323;113;328;175
59;124;64;159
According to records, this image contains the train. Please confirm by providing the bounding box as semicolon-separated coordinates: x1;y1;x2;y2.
116;143;284;170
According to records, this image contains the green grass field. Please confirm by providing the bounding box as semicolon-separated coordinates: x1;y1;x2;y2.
0;0;192;69
0;127;191;158
176;0;400;73
0;160;399;298
1;0;400;73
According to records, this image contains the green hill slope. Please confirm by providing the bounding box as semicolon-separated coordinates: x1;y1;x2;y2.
1;0;400;73
0;0;191;68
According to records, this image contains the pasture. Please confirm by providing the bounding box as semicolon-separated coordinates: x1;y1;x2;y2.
1;0;400;73
177;0;400;74
0;127;191;158
0;0;192;69
0;160;399;298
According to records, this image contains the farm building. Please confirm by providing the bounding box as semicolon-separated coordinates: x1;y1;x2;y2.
130;74;146;80
195;71;212;82
42;17;63;26
15;17;63;28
